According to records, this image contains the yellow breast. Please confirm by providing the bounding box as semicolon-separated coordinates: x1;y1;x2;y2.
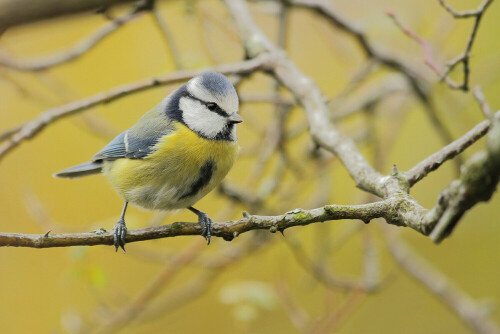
103;122;239;210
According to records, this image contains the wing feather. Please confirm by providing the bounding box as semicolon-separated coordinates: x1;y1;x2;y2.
92;132;127;161
91;99;175;161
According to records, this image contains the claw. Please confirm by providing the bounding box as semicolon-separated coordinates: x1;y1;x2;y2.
189;207;213;245
199;212;213;245
114;218;127;253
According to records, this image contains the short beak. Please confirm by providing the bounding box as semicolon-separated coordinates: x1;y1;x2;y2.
228;113;243;124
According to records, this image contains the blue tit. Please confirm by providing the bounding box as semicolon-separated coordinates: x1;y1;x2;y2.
54;72;243;252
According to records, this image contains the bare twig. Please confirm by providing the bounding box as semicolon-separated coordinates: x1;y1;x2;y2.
288;0;426;101
0;124;22;143
0;55;273;162
218;182;264;212
150;2;184;69
385;228;500;334
328;59;378;102
239;93;295;106
91;240;204;334
0;0;495;249
389;0;494;91
225;0;385;196
285;236;381;292
0;196;433;248
331;77;406;121
473;86;493;119
427;112;500;242
289;0;459;169
312;291;366;334
438;0;494;19
0;0;138;29
246;103;290;185
0;9;143;71
404;111;499;186
385;11;458;88
275;281;311;333
136;233;271;322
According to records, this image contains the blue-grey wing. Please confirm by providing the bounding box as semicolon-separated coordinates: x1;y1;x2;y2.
91;98;176;161
92;131;127;161
92;129;168;161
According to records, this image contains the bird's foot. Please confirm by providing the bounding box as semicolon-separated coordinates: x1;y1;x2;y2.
188;207;214;245
113;218;127;253
198;212;213;245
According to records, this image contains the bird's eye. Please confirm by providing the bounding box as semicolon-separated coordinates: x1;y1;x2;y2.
206;102;218;111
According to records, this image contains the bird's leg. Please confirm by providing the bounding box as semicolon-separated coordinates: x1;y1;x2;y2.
114;202;128;253
188;206;213;245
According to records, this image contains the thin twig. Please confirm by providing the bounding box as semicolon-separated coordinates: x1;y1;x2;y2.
136;233;271;322
289;0;459;169
0;55;273;162
91;240;204;334
438;0;494;19
404;111;499;186
275;281;311;333
150;2;184;69
285;236;381;292
385;227;500;334
473;86;493;119
385;11;458;88
381;11;465;169
218;182;264;212
388;0;494;91
0;10;143;71
226;0;385;196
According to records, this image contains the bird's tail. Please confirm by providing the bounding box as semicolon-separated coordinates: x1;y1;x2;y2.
53;161;103;179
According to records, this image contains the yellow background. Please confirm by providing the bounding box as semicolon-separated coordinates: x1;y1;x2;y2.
0;0;499;333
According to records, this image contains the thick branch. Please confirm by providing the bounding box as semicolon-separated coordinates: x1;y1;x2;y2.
288;0;459;169
0;198;415;248
225;0;384;196
427;112;500;242
0;0;137;29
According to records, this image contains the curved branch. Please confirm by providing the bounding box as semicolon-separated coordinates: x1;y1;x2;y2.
0;199;403;248
225;0;384;196
0;55;272;162
388;0;494;91
428;113;500;242
289;0;459;164
404;111;498;186
385;228;500;334
0;0;137;29
0;10;141;71
438;0;493;19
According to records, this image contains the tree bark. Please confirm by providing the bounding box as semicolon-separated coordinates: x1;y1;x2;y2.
0;0;136;29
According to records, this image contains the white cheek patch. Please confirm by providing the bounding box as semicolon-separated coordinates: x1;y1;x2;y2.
180;97;228;138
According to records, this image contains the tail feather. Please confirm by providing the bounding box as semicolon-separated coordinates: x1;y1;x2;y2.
53;161;103;179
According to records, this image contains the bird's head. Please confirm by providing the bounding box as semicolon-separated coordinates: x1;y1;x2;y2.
169;72;242;141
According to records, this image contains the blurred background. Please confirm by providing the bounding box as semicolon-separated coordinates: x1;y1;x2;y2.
0;0;499;333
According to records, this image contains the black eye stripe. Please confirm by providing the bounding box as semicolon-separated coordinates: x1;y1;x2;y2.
185;92;228;117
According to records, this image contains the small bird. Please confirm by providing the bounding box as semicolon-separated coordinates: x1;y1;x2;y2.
54;72;242;252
